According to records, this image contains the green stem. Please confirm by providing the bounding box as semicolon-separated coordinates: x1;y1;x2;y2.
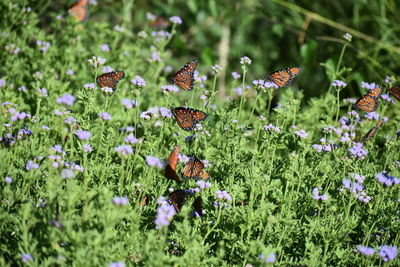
247;93;260;126
238;67;247;120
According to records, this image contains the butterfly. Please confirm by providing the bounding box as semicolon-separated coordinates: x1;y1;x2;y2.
267;67;302;88
96;71;125;94
169;189;187;212
164;145;181;183
388;85;400;101
172;107;207;131
149;15;170;28
182;156;209;180
138;194;149;207
352;87;381;112
171;60;197;91
68;0;89;22
362;119;384;142
192;196;203;217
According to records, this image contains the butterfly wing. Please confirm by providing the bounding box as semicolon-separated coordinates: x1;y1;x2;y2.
68;0;89;22
192;196;203;217
189;109;207;122
362;119;384;142
164;145;181;182
368;87;382;97
171;60;197;91
182;157;205;179
149;15;170;28
96;71;125;91
352;95;378;112
389;86;400;101
287;67;302;78
172;107;196;131
169;189;186;212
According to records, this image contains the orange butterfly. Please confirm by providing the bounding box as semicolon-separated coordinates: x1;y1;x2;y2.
352;87;381;112
68;0;89;22
267;67;302;88
389;85;400;101
182;156;209;180
164;145;181;183
96;71;125;93
169;189;186;212
362;119;384;142
171;60;197;91
172;107;207;131
149;15;170;28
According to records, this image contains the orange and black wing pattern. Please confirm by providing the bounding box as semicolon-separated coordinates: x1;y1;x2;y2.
267;67;301;88
149;15;170;28
96;71;125;91
362;119;384;142
389;86;400;101
171;60;197;91
352;87;381;112
192;196;203;217
68;0;89;22
182;157;209;180
172;107;207;131
169;189;186;212
164;145;181;182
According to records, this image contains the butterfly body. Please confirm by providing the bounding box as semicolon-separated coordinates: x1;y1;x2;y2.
68;0;89;22
172;107;207;131
267;67;302;88
96;71;125;93
352;87;381;112
182;156;209;180
171;60;197;91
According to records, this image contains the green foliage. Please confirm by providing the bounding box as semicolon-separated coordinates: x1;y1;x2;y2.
1;0;400;266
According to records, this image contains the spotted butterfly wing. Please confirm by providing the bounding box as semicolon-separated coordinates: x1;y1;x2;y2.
362;119;384;142
68;0;89;22
172;107;207;131
367;87;382;97
389;86;400;101
96;71;125;93
352;87;380;112
182;157;209;180
267;67;301;88
171;60;197;91
169;189;186;212
149;15;170;28
164;145;181;182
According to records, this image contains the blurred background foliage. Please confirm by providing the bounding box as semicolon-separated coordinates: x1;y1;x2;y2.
8;0;400;98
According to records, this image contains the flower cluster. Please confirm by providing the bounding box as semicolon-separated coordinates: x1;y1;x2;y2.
115;145;133;156
240;56;252;65
146;156;164;169
375;171;399;186
357;245;398;262
312;187;328;200
349;142;368;159
155;196;176;229
312;138;336;152
131;76;146;87
263;124;281;133
88;56;106;68
112;196;129;206
331;80;347;87
340;173;371;202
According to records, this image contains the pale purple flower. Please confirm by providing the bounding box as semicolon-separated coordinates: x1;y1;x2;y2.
259;253;275;263
121;99;137;109
150;51;161;62
0;79;6;87
376;171;399;186
351;173;366;183
159;107;171;118
240;56;252;65
37;88;48;98
331;80;347;87
124;126;135;132
36;40;51;53
169;16;182;24
64;116;77;125
5;44;20;54
75;130;91;140
101;86;113;94
312;144;323;152
89;0;97;5
347;110;360;120
364;111;379;120
5;176;13;184
61;168;75;179
18;85;27;92
51;144;66;155
385;76;395;85
26;160;39;171
323;126;336;133
233;87;242;96
161;85;179;94
379;245;397;261
380;94;395;104
114;25;125;32
196;180;212;189
146;156;164;168
231;72;241;79
357;246;374;256
155;198;176;229
99;112;112;120
211;65;223;74
361;81;377;90
340;132;352;143
344;98;357;104
21;253;33;263
100;44;110;52
56;94;75;106
216;190;232;201
82;144;93;152
349;142;368;159
264;124;281;133
102;66;113;73
84;83;95;89
112;196;129;205
124;134;138;144
294;129;308;138
115;145;133;156
88;56;106;68
109;262;125;267
312;187;328;200
66;69;74;76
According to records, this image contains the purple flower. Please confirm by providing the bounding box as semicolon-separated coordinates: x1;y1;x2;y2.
121;99;137;109
0;79;6;88
51;144;66;155
75;130;91;140
312;144;323;152
169;16;182;24
381;94;395;104
357;246;375;256
259;253;275;263
376;171;399;186
196;180;212;189
102;66;113;73
100;44;110;52
161;85;179;94
216;190;232;201
379;245;397;261
124;134;138;144
109;262;125;267
159;107;171;118
155;197;176;229
233;87;242;96
294;129;308;138
312;187;328;200
61;168;75;179
64;116;77;125
344;98;357;104
351;173;365;183
361;81;377;90
112;196;129;205
5;176;13;184
124;126;135;132
84;83;95;89
231;72;241;79
349;143;368;159
56;94;75;106
37;88;48;98
131;76;146;87
99;112;112;120
340;132;352;143
211;65;223;74
150;51;161;62
115;145;133;156
21;253;33;263
26;160;39;171
18;85;27;92
66;69;74;76
240;56;252;65
82;144;93;152
146;156;164;168
364;111;380;120
331;80;347;87
263;124;281;133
